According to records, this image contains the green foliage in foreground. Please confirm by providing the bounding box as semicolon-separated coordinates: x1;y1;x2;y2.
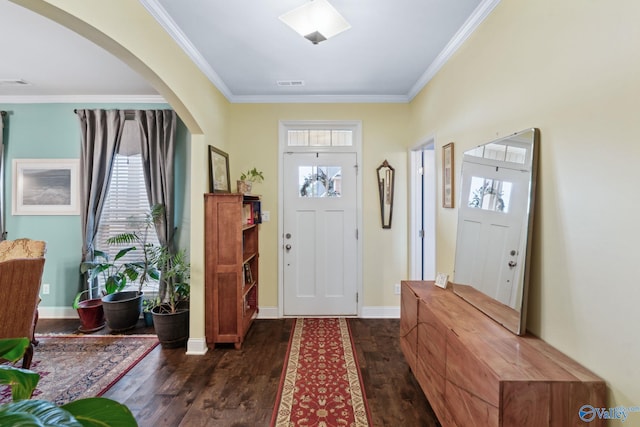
0;337;137;426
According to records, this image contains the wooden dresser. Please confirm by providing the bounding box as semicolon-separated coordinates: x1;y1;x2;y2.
400;281;606;427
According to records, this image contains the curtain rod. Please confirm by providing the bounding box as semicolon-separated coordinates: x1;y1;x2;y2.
73;109;137;114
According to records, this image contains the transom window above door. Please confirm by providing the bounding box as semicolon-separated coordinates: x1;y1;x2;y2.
287;129;353;147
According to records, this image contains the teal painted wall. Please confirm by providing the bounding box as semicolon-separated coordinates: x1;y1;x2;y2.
0;103;190;310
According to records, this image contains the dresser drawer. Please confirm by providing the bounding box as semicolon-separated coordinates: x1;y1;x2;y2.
446;379;498;427
446;329;500;407
417;300;447;376
400;282;419;370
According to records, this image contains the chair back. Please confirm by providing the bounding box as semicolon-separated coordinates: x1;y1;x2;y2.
0;238;46;261
0;258;46;339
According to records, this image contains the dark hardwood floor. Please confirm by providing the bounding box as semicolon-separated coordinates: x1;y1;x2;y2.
35;318;439;427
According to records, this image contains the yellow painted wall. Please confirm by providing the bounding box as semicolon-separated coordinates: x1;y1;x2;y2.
228;103;410;309
409;0;640;408
16;0;640;409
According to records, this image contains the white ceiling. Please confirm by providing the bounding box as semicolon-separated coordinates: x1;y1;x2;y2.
0;0;497;104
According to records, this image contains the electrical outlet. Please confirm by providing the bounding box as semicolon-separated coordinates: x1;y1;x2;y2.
394;283;401;295
262;211;270;222
42;283;50;295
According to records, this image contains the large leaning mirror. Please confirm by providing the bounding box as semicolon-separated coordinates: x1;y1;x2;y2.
453;128;539;335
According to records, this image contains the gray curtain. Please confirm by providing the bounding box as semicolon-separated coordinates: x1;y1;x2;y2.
136;110;177;300
0;112;5;241
77;109;126;297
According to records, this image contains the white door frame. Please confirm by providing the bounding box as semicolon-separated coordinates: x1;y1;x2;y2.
409;136;436;280
278;120;363;317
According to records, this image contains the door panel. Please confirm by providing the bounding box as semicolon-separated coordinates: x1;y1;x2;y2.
454;162;529;308
283;152;357;316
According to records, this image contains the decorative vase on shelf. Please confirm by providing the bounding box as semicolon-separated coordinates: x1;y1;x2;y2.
237;180;252;194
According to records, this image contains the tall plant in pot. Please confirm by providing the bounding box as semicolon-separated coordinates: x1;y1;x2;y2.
80;205;163;332
151;248;190;348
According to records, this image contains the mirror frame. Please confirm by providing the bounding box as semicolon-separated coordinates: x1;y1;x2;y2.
376;160;395;229
452;128;539;335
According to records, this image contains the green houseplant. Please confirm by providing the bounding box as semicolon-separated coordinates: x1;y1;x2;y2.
151;248;190;348
80;205;164;332
0;337;137;426
237;167;264;194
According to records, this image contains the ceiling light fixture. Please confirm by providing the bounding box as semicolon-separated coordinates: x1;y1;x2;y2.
279;0;351;45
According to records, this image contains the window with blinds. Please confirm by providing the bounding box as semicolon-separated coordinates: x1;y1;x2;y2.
94;121;160;292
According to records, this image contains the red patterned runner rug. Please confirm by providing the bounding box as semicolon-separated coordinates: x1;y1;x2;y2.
271;318;373;427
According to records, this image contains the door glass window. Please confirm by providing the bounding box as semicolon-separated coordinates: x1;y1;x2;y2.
299;166;342;197
468;176;513;212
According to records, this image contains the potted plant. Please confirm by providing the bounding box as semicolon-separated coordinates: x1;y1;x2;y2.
80;205;163;332
73;290;105;333
151;248;190;348
80;246;151;332
142;297;157;327
237;167;264;194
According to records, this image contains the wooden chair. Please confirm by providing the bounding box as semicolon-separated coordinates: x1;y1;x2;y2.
0;238;46;369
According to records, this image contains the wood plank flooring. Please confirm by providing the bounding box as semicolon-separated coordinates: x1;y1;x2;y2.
36;318;439;427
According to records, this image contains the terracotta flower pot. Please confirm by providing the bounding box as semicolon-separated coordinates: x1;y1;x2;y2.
77;298;106;333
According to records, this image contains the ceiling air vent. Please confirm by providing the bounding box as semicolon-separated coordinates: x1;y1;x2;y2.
277;80;305;87
0;79;30;86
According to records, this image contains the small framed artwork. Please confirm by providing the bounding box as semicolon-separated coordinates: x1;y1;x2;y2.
435;273;449;289
442;142;454;208
208;145;230;193
12;159;80;215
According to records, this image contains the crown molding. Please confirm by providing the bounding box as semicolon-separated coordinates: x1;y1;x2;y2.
407;0;501;101
136;0;499;105
0;94;167;104
230;93;410;104
139;0;234;102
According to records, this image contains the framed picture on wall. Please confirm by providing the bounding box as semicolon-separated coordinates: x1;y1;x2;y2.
208;145;231;193
442;142;454;208
12;158;80;215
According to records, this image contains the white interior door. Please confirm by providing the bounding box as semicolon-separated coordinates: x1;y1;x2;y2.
283;152;358;316
454;161;530;308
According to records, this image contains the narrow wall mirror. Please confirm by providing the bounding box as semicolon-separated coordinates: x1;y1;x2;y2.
453;128;539;335
376;160;395;229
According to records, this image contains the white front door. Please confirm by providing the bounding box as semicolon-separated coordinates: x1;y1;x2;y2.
454;161;530;308
283;152;358;316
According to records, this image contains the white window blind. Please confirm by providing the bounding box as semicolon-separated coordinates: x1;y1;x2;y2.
94;121;160;292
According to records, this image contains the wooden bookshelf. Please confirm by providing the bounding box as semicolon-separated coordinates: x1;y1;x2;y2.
204;193;260;349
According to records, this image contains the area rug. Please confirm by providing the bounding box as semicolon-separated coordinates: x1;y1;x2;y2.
270;318;372;427
0;335;158;405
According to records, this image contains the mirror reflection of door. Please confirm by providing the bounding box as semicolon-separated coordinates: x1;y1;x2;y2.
283;152;358;316
454;162;530;308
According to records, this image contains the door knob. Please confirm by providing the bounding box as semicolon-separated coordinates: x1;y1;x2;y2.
508;261;517;268
285;244;292;252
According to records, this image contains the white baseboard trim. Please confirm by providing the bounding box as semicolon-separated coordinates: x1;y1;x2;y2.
361;306;400;318
39;305;400;319
186;338;208;355
257;306;279;319
39;306;77;319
